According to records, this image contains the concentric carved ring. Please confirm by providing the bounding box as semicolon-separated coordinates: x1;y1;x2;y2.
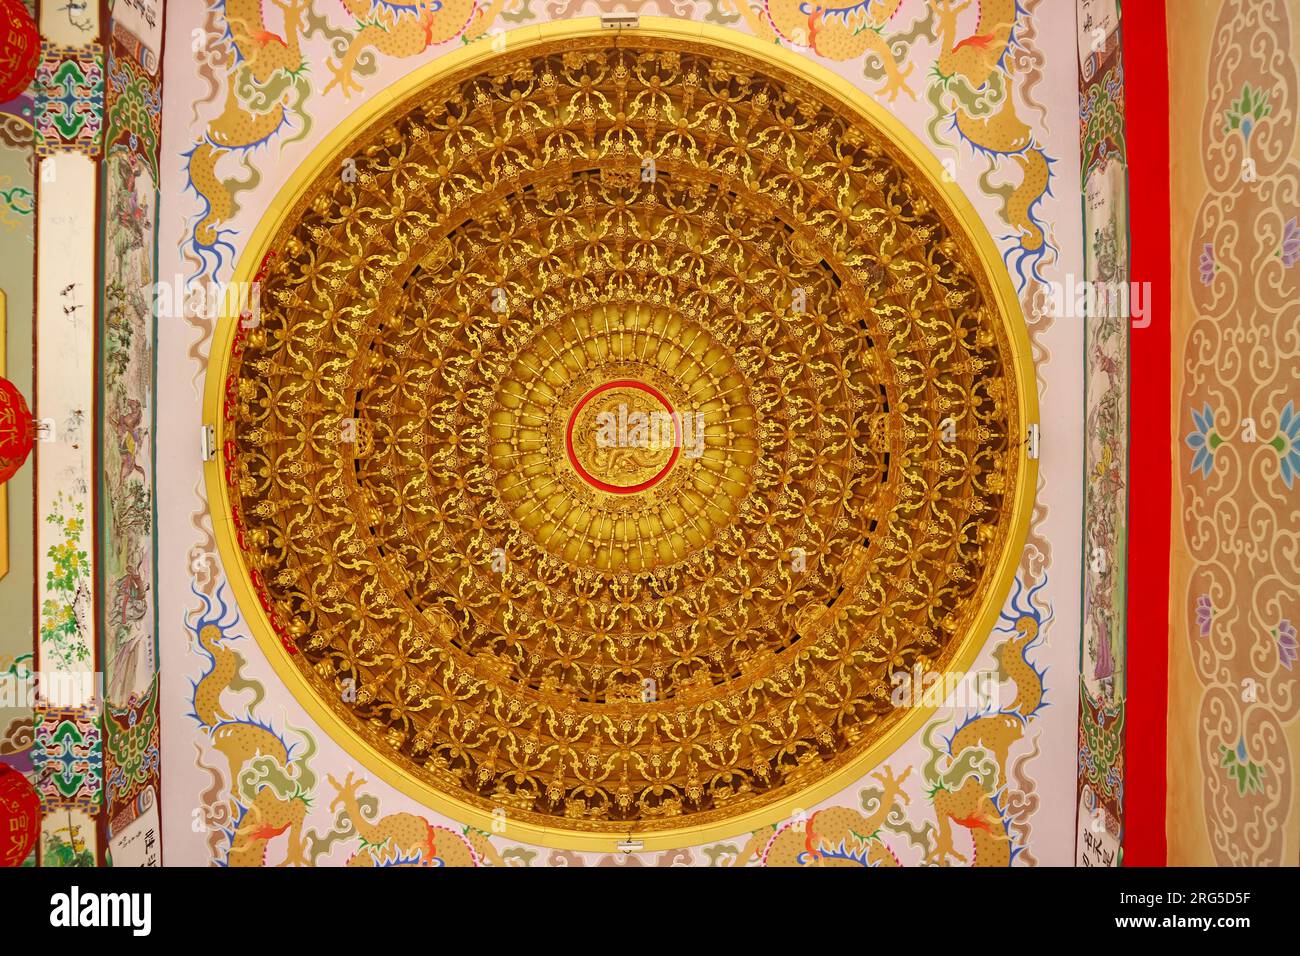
206;19;1037;849
565;379;681;494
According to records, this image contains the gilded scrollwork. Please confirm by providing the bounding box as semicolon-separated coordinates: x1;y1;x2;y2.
216;30;1026;839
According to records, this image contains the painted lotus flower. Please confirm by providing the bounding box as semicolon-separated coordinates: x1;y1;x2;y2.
1268;400;1300;488
1186;404;1221;478
1282;218;1300;268
1219;738;1266;796
1225;83;1271;142
1199;243;1216;285
1277;619;1297;670
1196;595;1213;637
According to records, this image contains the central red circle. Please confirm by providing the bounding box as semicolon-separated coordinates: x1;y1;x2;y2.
565;380;681;494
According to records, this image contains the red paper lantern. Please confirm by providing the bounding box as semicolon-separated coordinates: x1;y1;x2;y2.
0;762;39;867
0;0;40;104
0;376;34;485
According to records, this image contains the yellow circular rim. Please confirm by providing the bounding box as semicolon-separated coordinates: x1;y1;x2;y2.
202;16;1040;853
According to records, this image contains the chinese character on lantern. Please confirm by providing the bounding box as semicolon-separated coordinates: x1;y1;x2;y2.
0;763;39;867
0;376;34;486
0;0;40;104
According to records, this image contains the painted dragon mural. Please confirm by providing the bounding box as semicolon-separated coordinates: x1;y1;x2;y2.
747;576;1049;867
183;0;517;279
727;0;1055;288
184;570;1049;867
186;584;506;866
183;0;1053;286
169;1;1070;866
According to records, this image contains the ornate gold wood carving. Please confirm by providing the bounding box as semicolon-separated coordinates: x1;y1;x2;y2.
205;19;1036;849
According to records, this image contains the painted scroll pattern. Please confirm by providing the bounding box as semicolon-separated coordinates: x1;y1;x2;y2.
27;0;167;868
1175;0;1300;865
1075;0;1126;866
33;151;100;865
0;2;39;869
28;0;105;870
100;5;165;865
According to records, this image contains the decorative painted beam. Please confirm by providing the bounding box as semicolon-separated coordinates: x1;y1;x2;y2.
1075;0;1130;867
98;0;164;868
32;0;105;864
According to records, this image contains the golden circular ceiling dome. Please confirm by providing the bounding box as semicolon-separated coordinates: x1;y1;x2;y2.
207;18;1036;850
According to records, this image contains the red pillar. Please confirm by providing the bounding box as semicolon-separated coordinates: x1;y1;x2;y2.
1121;0;1171;867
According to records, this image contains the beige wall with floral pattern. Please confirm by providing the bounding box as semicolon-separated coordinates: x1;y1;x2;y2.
1167;0;1300;867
